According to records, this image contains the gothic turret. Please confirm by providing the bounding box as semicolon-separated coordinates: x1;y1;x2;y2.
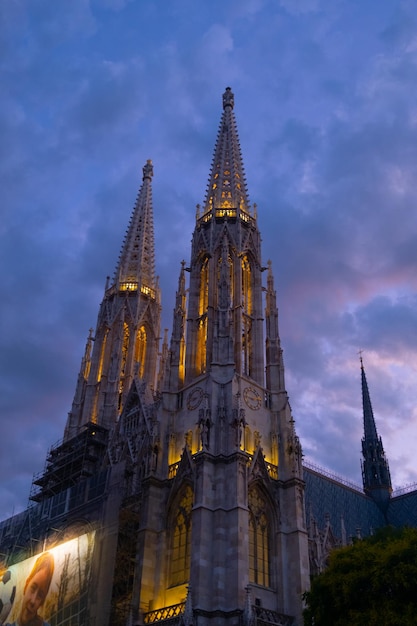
65;160;161;440
360;356;392;511
166;260;187;391
265;260;286;394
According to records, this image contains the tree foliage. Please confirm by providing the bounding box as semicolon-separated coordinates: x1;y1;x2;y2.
303;526;417;626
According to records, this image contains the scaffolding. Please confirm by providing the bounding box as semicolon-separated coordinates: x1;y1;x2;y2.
30;422;108;503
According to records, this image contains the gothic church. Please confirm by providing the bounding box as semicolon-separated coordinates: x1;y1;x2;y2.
0;88;416;626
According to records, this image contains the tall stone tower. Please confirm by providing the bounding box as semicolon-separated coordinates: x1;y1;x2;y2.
104;87;309;626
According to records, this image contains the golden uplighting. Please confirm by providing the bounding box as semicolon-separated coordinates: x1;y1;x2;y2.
120;281;138;291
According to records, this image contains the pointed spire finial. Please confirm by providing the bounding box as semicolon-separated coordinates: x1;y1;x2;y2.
222;86;234;110
143;159;153;180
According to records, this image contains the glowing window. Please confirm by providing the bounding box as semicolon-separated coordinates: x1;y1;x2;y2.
241;256;253;375
249;489;270;587
97;329;109;382
195;259;208;375
169;486;193;586
121;323;129;377
242;256;252;315
120;281;138;291
135;325;147;378
140;284;156;299
198;259;209;316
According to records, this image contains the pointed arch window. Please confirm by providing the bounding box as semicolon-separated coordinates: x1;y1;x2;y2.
169;486;193;587
198;258;209;316
97;329;109;382
241;256;253;376
118;323;130;409
135;325;147;378
241;256;252;315
120;322;130;382
248;488;270;587
196;259;209;375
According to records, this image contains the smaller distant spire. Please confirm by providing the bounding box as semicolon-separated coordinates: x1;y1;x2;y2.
360;356;392;510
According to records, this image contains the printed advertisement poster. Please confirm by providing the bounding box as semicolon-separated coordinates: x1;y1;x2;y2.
0;531;95;626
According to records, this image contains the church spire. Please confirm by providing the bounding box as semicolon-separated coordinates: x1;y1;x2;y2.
203;86;250;215
114;159;157;293
64;161;161;439
360;356;392;510
184;88;264;384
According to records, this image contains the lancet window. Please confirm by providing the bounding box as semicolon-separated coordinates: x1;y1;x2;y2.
135;325;147;378
242;256;252;315
241;256;253;376
248;487;270;587
118;323;130;409
169;486;193;587
196;259;209;375
121;323;130;378
97;329;109;382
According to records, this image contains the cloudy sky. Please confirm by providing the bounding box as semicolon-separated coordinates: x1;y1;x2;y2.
1;0;417;518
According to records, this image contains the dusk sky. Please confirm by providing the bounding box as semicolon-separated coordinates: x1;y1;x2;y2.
1;0;417;518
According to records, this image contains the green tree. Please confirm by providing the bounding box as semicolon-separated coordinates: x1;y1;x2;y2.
303;526;417;626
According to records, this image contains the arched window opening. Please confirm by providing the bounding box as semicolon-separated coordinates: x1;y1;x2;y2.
241;256;253;376
249;488;270;587
135;325;147;378
242;256;252;315
169;486;193;587
199;259;209;316
121;323;130;377
196;259;209;375
97;329;109;382
118;323;130;410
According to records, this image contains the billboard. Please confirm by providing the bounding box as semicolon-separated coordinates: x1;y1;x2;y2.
0;531;95;626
